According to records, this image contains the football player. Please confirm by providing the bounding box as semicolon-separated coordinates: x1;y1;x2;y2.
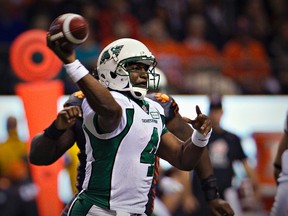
30;37;233;216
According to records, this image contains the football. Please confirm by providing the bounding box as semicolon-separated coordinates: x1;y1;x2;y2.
48;13;89;51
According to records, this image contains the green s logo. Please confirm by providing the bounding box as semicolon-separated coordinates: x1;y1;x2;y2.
100;45;124;65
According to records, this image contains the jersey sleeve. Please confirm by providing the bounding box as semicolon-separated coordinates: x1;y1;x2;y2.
146;93;179;123
63;91;85;108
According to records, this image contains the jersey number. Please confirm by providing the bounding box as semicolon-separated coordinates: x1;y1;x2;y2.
140;127;159;177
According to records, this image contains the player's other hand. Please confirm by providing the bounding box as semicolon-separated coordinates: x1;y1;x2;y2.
208;198;235;216
55;106;82;130
46;33;76;64
182;105;212;136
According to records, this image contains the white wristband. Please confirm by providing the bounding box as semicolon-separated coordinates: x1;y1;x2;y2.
191;129;212;148
64;59;89;82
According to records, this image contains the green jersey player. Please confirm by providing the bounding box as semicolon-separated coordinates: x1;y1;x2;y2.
45;37;217;216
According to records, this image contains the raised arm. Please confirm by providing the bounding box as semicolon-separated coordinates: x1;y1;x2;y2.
166;112;213;178
157;105;211;170
46;35;122;133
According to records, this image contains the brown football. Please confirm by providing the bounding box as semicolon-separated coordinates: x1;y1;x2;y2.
48;13;89;51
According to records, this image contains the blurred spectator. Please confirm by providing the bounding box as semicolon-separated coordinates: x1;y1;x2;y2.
0;116;38;216
101;18;139;48
155;0;189;41
268;19;288;94
141;18;187;93
267;0;288;21
154;167;198;215
182;14;240;95
129;0;156;24
0;1;28;44
184;15;222;74
0;1;28;95
204;0;234;50
243;0;272;44
222;16;278;94
80;1;101;42
190;94;261;216
187;0;206;15
0;0;287;95
28;13;51;30
97;0;140;43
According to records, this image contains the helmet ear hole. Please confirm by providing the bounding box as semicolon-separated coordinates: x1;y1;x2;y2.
110;71;117;79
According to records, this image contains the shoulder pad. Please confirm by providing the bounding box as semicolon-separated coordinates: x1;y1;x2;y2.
64;91;85;108
146;93;179;123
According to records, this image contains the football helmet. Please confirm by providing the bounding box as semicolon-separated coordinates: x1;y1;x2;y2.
97;38;159;99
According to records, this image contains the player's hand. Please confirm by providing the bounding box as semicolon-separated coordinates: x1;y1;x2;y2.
182;105;212;136
208;198;235;216
54;106;82;130
46;33;76;64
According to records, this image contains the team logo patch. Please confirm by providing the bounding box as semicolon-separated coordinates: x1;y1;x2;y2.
150;112;160;119
100;45;124;65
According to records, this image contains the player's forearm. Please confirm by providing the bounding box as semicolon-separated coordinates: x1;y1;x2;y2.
171;122;213;175
29;133;60;165
159;128;211;171
29;131;74;165
179;139;206;170
77;75;121;118
194;148;214;179
194;148;221;202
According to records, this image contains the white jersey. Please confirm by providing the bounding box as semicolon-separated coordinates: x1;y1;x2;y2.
81;91;167;214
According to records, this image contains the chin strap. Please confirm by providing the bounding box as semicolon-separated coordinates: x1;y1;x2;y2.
130;86;147;99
